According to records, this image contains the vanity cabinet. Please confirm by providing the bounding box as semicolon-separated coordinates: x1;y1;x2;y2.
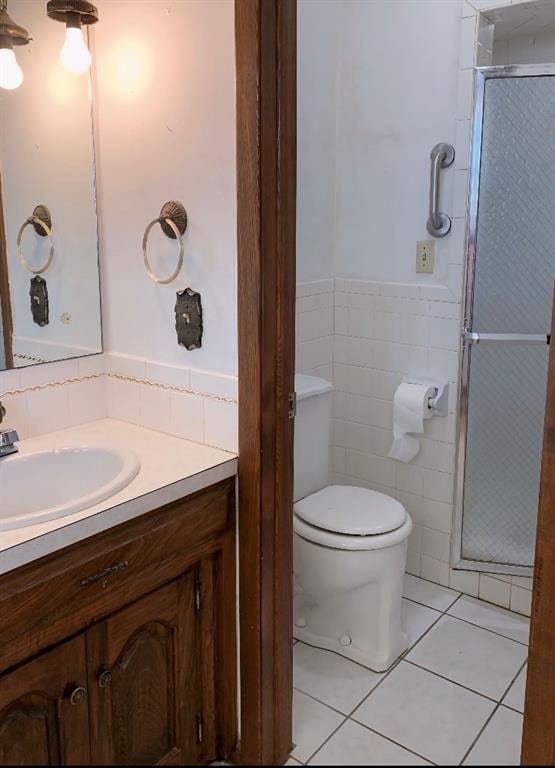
0;636;90;765
0;478;237;766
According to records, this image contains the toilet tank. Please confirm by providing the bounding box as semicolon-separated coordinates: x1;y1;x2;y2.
294;374;333;502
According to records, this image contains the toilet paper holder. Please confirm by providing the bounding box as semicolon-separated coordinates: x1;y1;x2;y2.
404;378;449;417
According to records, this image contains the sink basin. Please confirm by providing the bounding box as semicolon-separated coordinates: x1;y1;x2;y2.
0;444;140;530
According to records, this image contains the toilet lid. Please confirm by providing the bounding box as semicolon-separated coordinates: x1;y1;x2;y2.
294;485;407;536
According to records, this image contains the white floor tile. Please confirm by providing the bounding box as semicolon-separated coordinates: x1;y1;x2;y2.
309;719;431;765
503;665;527;713
403;574;460;611
407;616;528;700
463;706;523;765
448;595;530;645
291;690;344;763
353;662;495;765
286;758;302;766
294;643;385;714
401;598;441;648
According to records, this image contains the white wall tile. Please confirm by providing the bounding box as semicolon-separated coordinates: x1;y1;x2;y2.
67;377;108;427
204;398;238;453
26;385;70;437
479;574;511;609
510;586;532;617
0;392;29;439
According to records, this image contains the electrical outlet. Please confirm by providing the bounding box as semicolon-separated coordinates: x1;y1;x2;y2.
416;240;435;274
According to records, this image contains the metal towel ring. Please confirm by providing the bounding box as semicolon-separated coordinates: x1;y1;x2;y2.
17;205;54;275
142;201;188;285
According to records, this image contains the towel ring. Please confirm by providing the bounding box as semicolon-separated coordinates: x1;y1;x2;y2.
142;200;188;285
17;205;54;275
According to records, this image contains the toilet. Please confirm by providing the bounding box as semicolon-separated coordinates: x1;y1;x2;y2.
293;374;412;672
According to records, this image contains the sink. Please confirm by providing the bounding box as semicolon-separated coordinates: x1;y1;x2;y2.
0;444;140;530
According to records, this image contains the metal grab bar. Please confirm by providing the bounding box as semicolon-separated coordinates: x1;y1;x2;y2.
427;143;455;237
463;328;550;345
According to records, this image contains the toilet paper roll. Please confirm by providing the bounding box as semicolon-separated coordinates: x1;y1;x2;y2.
388;382;436;463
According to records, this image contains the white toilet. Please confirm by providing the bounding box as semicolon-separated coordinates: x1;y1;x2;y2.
293;374;412;672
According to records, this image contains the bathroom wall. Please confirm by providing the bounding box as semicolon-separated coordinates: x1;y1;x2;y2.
0;0;238;454
493;26;555;63
296;0;535;615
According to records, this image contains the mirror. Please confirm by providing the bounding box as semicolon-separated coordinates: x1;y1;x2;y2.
0;0;101;369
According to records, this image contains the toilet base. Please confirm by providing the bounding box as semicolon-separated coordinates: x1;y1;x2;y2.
293;623;408;672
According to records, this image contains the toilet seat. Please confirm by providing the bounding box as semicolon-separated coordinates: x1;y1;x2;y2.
293;485;411;551
293;512;412;551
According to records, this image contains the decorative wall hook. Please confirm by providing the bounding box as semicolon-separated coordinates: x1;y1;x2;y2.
17;204;54;274
142;200;188;284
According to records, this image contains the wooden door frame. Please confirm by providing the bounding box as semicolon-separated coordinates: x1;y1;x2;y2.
235;0;296;764
522;286;555;765
0;177;13;369
234;3;555;764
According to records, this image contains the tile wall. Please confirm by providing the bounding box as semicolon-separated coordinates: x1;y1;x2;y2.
295;275;532;616
0;352;238;453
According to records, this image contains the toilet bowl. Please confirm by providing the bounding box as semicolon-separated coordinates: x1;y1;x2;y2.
293;376;411;672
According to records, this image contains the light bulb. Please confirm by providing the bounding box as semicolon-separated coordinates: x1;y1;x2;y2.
0;46;23;90
60;26;91;74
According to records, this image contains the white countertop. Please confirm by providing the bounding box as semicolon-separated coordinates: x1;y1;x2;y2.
0;419;237;575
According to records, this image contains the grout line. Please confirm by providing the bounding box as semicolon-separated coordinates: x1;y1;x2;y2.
402;658;500;705
459;701;500;766
402;594;457;613
443;610;530;647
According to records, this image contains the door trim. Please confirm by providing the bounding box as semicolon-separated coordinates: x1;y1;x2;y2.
0;178;13;370
522;284;555;764
235;0;296;764
452;64;555;576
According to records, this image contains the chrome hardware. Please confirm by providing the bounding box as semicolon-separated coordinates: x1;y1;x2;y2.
142;200;187;284
68;685;87;706
196;713;203;744
0;427;19;458
426;143;455;237
98;668;112;688
463;328;549;345
16;205;55;275
288;392;296;420
79;559;128;588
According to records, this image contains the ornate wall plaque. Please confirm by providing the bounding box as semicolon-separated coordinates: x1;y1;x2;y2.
30;276;49;326
175;287;202;350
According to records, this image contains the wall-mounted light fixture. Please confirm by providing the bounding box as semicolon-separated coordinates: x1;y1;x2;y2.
46;0;98;75
0;0;31;90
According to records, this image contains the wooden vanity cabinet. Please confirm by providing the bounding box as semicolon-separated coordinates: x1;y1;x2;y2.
0;478;237;766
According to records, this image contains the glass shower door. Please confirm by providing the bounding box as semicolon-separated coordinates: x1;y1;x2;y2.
456;67;555;573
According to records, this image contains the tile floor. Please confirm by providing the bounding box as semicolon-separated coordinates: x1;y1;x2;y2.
289;574;529;766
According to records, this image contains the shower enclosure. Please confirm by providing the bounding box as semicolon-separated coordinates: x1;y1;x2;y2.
454;65;555;576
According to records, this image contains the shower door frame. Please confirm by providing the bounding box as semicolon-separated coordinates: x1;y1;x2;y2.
453;63;555;577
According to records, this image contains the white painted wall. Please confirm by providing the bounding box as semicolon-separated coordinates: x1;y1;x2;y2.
297;0;463;287
0;0;101;364
93;0;237;376
296;0;338;283
334;0;461;284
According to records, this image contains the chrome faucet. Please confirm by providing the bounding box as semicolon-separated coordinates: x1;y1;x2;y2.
0;401;19;458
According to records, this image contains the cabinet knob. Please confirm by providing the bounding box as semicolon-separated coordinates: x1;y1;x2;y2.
98;668;113;688
68;685;87;706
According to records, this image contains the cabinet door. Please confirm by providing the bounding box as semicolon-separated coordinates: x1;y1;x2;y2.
87;572;202;765
0;636;90;765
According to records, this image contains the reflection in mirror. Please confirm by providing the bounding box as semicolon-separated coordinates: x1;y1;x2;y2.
0;0;101;369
